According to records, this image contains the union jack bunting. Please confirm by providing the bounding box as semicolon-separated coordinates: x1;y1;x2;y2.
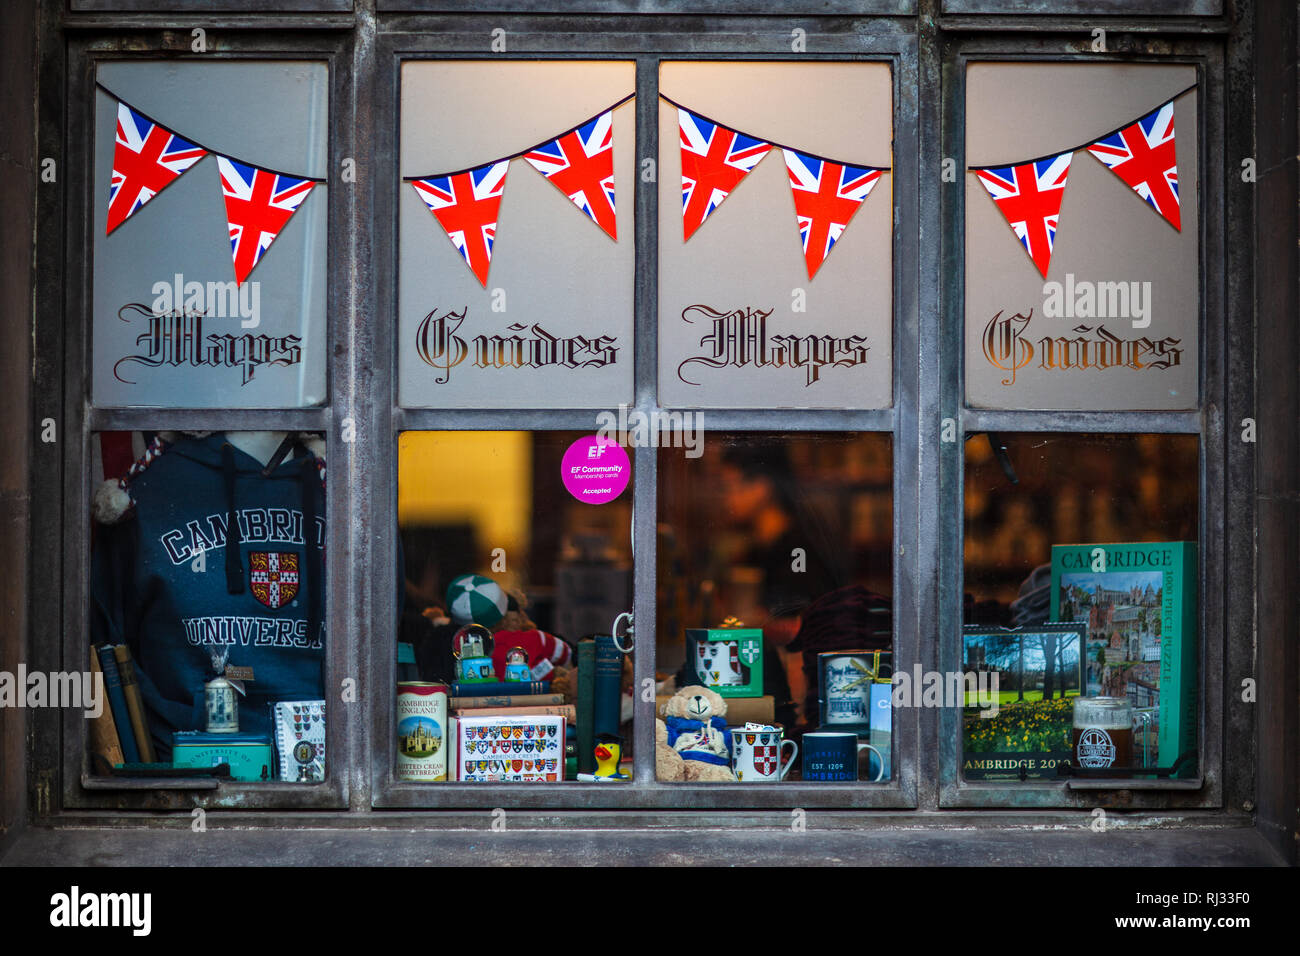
107;102;207;235
679;107;772;241
216;157;317;286
974;152;1073;279
783;149;883;280
411;161;510;287
1085;101;1180;231
522;110;618;240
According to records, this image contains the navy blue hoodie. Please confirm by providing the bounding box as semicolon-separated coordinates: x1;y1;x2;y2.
92;433;326;760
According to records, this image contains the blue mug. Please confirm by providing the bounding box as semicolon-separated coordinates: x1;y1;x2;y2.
801;732;883;782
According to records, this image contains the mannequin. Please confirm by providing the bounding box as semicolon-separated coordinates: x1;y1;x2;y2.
226;430;289;469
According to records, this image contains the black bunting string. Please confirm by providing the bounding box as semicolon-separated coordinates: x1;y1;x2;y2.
96;82;327;183
403;91;637;182
967;82;1198;171
658;92;891;173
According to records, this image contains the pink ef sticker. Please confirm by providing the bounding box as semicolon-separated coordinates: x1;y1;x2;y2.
561;436;630;504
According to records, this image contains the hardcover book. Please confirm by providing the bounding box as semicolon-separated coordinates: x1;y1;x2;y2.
95;644;139;764
449;679;552;698
1050;541;1197;775
961;623;1084;781
576;641;596;774
87;649;125;772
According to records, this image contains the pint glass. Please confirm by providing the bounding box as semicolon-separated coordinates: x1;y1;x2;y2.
1071;697;1133;772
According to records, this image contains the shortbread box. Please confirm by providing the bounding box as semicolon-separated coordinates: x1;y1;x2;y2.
454;714;566;783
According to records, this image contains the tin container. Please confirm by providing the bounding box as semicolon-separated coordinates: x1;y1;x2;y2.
205;677;240;733
397;682;449;781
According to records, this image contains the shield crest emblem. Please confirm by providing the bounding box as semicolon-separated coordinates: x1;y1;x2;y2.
512;759;523;772
248;551;300;609
512;740;522;753
754;744;778;776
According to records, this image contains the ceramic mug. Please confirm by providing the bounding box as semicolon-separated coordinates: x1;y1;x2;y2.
695;639;746;687
801;731;884;782
730;726;798;781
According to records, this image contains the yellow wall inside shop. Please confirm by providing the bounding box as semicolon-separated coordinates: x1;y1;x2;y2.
397;432;532;570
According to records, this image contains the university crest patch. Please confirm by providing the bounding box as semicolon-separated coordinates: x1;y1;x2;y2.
249;551;300;609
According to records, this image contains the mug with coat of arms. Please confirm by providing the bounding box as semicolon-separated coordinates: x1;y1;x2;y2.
729;725;798;781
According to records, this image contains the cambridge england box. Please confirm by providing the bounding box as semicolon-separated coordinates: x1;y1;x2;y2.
1050;541;1197;776
452;715;566;782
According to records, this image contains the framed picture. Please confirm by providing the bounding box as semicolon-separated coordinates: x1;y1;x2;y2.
961;623;1085;781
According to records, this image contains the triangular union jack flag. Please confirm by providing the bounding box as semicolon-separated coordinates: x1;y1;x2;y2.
107;102;207;235
975;152;1073;279
1086;101;1180;231
783;149;883;280
679;107;772;241
522;110;617;240
216;157;317;286
411;160;510;287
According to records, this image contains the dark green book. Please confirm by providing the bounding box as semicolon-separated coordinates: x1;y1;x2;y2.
593;635;622;741
576;641;596;774
1051;541;1197;777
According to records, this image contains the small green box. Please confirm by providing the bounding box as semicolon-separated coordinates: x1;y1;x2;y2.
685;627;763;698
172;731;274;782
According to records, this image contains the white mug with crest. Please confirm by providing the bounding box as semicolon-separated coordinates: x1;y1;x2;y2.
695;639;745;686
730;724;798;781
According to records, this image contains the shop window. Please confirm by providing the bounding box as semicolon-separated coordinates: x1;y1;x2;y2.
657;61;894;409
87;430;329;785
398;60;636;408
965;62;1198;410
657;433;893;783
92;62;330;409
960;434;1200;786
396;431;632;782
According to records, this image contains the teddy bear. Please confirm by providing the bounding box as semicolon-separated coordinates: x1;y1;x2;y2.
655;718;686;782
661;685;736;782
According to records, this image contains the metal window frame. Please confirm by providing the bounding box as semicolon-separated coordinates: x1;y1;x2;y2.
27;6;1256;828
936;37;1239;810
50;30;358;812
371;27;921;810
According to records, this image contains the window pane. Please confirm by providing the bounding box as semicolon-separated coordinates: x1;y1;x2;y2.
397;61;636;408
92;63;329;408
397;431;633;782
657;433;893;782
961;433;1199;783
965;63;1199;410
657;61;894;409
89;430;328;781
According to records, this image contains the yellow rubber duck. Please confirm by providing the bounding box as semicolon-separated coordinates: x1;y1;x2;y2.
594;733;628;779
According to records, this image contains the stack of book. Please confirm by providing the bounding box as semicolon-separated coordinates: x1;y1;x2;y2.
448;683;573;723
88;642;156;770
